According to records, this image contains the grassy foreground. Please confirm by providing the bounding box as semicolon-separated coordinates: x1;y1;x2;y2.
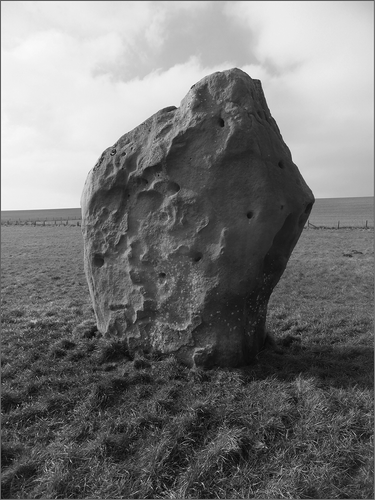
1;226;373;499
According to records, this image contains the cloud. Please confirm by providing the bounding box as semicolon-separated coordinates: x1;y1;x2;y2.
1;30;236;208
1;1;373;209
2;1;159;46
3;1;255;209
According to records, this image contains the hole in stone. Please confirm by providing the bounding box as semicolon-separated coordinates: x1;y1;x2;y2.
154;180;180;196
142;164;163;182
159;272;166;279
93;254;104;268
257;110;263;119
109;304;126;311
136;309;156;321
218;118;225;127
192;252;203;263
247;211;253;219
129;270;142;284
278;160;285;169
304;202;313;215
169;181;181;194
159;212;169;222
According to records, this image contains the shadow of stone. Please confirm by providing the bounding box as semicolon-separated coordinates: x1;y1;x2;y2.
241;342;374;390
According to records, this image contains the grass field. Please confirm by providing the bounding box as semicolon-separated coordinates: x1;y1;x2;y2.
1;225;374;499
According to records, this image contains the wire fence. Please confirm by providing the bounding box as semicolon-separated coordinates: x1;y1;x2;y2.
1;217;81;227
305;219;373;229
1;217;373;229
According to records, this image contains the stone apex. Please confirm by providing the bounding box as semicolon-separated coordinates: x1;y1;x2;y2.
187;67;259;93
181;67;278;143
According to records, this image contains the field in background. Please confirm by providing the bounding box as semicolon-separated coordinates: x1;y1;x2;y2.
1;196;374;228
1;225;374;499
308;197;374;228
1;208;81;224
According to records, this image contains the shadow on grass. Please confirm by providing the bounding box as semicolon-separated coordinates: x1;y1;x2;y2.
243;341;374;390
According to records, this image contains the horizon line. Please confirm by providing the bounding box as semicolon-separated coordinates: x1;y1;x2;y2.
1;194;374;212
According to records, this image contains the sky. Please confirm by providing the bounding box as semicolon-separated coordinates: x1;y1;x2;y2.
1;1;374;210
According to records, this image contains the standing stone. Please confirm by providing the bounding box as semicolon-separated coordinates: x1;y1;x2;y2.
81;68;314;368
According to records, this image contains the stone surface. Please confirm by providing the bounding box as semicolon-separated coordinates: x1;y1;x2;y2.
81;68;314;368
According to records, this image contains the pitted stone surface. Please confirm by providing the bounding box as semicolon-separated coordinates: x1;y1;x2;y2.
81;68;314;368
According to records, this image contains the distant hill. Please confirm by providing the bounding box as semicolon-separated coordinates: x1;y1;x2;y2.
308;196;373;227
1;208;81;222
1;197;373;227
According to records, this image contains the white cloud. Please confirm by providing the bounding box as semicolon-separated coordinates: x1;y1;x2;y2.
2;1;159;45
1;1;373;209
1;22;236;209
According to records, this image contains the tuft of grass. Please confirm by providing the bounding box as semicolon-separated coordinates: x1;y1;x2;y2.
133;357;151;370
102;433;136;461
1;391;22;413
1;443;24;469
1;461;39;499
95;339;132;364
48;338;76;359
72;319;98;339
174;425;249;498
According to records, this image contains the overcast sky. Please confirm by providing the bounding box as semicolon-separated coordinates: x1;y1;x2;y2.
1;1;374;210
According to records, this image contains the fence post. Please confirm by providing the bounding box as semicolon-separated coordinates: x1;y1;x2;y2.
366;220;368;229
337;221;340;229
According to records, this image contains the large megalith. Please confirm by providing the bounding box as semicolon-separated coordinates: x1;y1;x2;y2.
81;68;314;368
